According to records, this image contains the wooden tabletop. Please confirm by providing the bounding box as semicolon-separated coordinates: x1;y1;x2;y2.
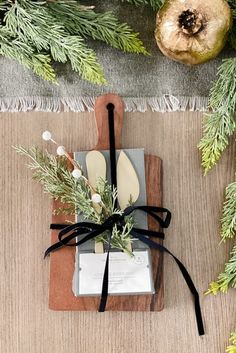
0;110;235;353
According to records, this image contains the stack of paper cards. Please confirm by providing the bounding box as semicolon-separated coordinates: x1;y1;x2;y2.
72;148;154;296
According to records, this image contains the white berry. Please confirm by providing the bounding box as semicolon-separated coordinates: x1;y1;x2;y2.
92;193;101;203
56;146;66;156
72;169;82;179
42;131;52;141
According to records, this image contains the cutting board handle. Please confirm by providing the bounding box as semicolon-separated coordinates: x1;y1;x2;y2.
94;93;124;150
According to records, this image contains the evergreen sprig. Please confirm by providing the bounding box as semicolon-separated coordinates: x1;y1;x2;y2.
221;181;236;240
206;179;236;294
14;145;101;220
198;58;236;174
0;27;56;81
206;244;236;295
3;0;106;84
14;145;135;254
0;0;160;83
122;0;164;10
47;1;148;55
227;331;236;353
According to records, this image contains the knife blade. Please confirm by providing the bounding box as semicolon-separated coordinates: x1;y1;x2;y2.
117;150;140;210
86;150;106;253
117;151;140;252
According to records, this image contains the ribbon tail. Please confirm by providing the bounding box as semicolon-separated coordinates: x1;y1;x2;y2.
98;230;113;312
50;223;69;230
98;250;110;312
194;293;205;336
133;232;205;336
44;241;64;258
170;253;205;336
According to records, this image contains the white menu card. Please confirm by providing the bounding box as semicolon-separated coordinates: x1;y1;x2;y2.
75;250;154;296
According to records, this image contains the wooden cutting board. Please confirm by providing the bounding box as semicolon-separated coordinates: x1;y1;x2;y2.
48;94;164;311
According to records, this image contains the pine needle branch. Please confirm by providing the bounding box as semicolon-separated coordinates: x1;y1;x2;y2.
47;1;148;54
122;0;164;10
206;244;236;295
226;331;236;353
207;179;236;294
4;0;105;84
0;0;154;83
221;181;236;241
13;145;101;221
14;145;135;254
198;58;236;174
0;26;56;82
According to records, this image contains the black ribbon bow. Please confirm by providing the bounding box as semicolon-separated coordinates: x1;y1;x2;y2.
44;206;204;335
44;103;205;336
45;205;204;335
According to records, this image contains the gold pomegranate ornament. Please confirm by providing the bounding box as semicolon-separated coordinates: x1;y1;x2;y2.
155;0;232;65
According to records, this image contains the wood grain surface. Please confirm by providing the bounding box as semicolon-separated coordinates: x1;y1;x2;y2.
0;110;236;353
94;93;124;150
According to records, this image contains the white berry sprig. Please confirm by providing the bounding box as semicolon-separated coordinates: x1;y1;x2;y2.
42;131;106;211
42;131;80;170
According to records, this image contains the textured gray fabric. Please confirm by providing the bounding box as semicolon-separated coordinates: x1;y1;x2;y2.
0;0;235;112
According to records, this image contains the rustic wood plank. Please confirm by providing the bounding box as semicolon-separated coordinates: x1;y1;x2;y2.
94;93;124;150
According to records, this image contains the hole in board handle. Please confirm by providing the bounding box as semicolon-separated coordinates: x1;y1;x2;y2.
106;103;115;110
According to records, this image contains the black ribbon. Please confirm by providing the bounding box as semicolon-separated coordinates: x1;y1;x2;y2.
44;104;205;336
107;103;117;191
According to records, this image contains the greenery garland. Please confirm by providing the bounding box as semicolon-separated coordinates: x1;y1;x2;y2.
198;59;236;173
198;61;236;303
194;2;236;351
0;0;163;84
227;331;236;353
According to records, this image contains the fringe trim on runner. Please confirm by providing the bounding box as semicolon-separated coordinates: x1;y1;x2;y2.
0;95;209;113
